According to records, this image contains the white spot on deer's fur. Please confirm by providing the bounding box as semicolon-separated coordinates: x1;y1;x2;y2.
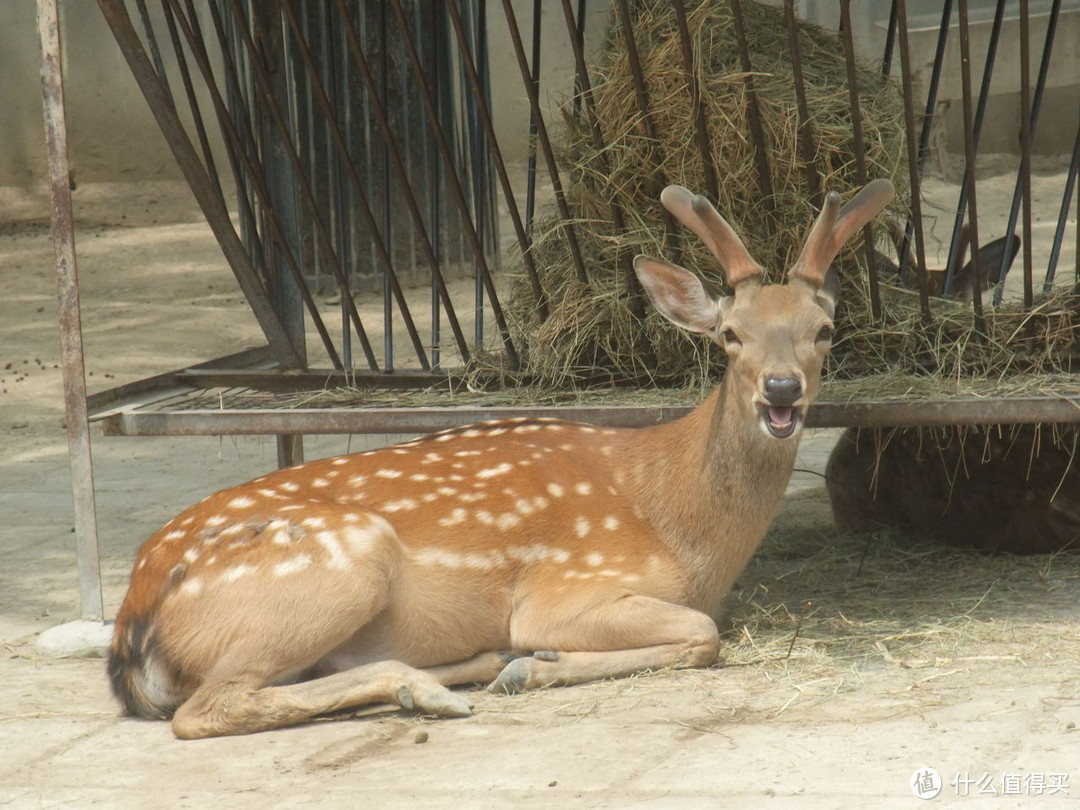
575;517;591;539
462;429;482;438
454;449;482;457
487;427;508;437
438;508;468;527
280;504;303;512
228;496;256;509
423;452;444;463
316;531;351;570
435;434;455;442
376;469;402;479
332;457;349;466
257;489;285;499
204;515;228;528
182;548;200;564
271;526;292;546
274;555;313;577
223;563;256;582
547;483;564;498
449;474;465;483
545;424;564;432
422;493;438;503
475;510;494;526
325;471;340;479
579;426;597;434
180;516;194;527
163;529;186;541
437;487;458;497
391;448;409;455
476;462;513;479
409;473;430;482
603;516;620;531
136;558;147;571
382;498;418;513
514;498;535;516
574;482;593;496
497;513;521;531
621;573;642;584
516;424;541;434
585;551;604;567
278;481;300;493
312;478;331;488
599;569;623;578
302;517;326;530
459;492;486;503
346;476;366;488
559;444;575;452
179;578;203;596
507;544;570;565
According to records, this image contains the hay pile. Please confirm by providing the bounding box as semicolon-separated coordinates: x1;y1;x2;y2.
498;0;908;387
492;0;1080;393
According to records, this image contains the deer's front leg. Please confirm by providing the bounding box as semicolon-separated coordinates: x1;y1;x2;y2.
490;594;720;694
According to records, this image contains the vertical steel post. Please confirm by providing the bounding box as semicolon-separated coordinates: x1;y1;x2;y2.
37;0;104;622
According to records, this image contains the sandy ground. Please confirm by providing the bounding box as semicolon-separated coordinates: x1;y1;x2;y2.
1;180;1078;808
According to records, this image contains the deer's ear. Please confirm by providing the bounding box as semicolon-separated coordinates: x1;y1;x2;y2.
815;267;841;319
634;255;722;334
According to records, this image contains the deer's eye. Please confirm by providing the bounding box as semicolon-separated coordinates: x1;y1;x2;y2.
816;324;835;343
721;328;741;346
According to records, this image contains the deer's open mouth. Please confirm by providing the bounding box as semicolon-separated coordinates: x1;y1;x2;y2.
760;405;800;439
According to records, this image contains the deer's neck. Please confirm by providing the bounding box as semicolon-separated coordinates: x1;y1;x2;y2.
625;377;800;617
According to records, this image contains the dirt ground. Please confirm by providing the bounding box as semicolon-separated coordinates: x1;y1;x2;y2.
1;179;1078;808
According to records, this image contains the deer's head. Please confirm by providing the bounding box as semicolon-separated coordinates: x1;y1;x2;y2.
635;179;895;440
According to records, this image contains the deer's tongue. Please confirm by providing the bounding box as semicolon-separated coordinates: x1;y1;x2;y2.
767;406;794;430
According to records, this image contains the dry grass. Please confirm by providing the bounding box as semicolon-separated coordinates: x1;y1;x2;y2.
722;490;1080;679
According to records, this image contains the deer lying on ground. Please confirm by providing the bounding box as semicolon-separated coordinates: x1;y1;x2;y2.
109;179;895;738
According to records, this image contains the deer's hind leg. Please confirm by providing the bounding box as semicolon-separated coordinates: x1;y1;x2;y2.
490;591;720;694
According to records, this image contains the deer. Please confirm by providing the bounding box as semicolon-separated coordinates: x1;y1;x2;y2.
108;178;895;738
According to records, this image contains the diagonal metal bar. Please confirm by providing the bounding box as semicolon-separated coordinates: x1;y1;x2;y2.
326;0;472;362
957;0;986;328
557;0;642;311
1018;0;1034;308
994;0;1061;305
783;0;823;208
389;0;520;368
447;0;548;318
96;0;304;370
1043;116;1079;292
894;0;933;324
839;0;881;319
224;0;425;370
612;0;678;249
672;0;719;203
730;0;776;244
499;0;589;286
165;0;346;371
940;0;1006;298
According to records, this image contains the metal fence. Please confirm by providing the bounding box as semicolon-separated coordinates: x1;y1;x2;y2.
93;0;1078;385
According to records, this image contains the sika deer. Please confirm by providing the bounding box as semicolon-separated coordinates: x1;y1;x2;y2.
108;179;895;738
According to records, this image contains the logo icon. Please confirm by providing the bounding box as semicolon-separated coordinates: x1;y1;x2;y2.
911;767;943;799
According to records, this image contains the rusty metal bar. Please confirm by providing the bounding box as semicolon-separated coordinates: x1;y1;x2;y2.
894;0;933;324
672;0;719;202
98;391;1080;439
224;0;431;371
881;0;898;78
389;0;520;368
783;0;822;208
612;0;675;245
499;0;589;285
447;0;547;318
524;0;541;243
994;0;1061;306
730;0;775;243
97;0;304;370
838;0;880;319
557;0;642;311
37;0;104;622
164;0;347;371
957;0;986;327
1044;116;1080;292
1018;0;1034;308
941;0;1006;299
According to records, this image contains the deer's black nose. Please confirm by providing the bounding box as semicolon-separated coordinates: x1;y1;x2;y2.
763;376;802;406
